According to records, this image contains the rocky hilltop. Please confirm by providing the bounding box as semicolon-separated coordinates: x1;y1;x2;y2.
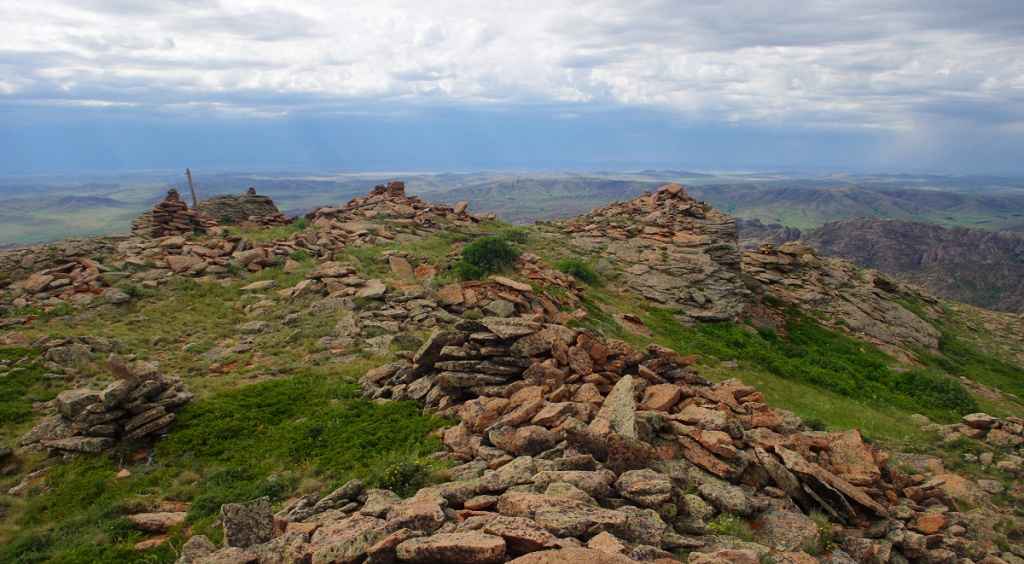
0;183;1022;564
562;184;754;324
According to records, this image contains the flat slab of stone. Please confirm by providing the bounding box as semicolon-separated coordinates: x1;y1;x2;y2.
396;531;506;564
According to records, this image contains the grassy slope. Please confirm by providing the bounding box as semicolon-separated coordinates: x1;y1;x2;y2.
1;218;1023;561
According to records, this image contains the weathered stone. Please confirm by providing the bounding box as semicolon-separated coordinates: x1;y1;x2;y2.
56;388;102;418
697;482;764;518
531;470;616;499
385;495;447;534
488;425;556;457
615;468;673;507
104;287;131;304
389;256;414;278
641;384;682;411
310;515;388;564
483;299;517;318
221;496;275;548
597;375;638;439
482;515;560;553
128;511;188;533
613;505;668;547
176;534;217;563
46;344;93;368
496;492;627;537
754;506;821;551
961;412;999;430
361;488;402;519
395;531;505;564
775;446;888;517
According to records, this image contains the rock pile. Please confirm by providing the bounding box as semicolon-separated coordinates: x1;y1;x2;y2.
561;184;753;324
20;353;193;457
742;242;942;358
303;182;490;254
921;413;1024;475
180;320;1023;564
197;187;289;228
132;189;215;238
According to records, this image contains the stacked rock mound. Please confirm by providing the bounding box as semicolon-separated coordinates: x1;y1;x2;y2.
20;354;193;457
132;188;215;238
197;187;289;228
178;321;1022;564
562;184;753;324
742;242;942;358
304;182;491;254
436;259;582;324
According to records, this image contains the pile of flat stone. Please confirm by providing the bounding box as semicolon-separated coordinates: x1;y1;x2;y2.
197;187;289;227
132;189;215;238
560;184;753;324
183;319;1023;564
19;353;193;457
436;271;582;326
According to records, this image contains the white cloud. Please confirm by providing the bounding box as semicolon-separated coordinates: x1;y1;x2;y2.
0;0;1022;131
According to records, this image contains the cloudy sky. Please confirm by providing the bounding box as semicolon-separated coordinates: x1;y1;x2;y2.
1;0;1023;174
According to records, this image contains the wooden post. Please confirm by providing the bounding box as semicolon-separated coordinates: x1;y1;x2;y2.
185;168;199;210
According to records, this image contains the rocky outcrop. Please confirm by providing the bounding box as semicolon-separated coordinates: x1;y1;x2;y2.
743;241;943;357
19;353;193;457
736;219;802;252
561;184;754;324
197;186;289;227
188;317;1022;564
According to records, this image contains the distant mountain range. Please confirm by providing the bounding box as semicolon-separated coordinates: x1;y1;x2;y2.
4;169;1024;244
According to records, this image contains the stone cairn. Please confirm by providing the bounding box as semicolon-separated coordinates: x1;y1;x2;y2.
20;353;193;457
197;186;290;228
132;188;214;238
177;319;1023;564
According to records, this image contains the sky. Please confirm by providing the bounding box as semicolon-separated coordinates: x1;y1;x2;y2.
1;0;1023;175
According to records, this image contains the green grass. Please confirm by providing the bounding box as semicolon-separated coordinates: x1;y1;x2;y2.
0;362;448;562
225;220;312;243
918;329;1024;406
0;348;64;437
647;306;978;423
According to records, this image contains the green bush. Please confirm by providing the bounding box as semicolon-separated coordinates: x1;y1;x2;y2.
289;249;310;262
556;258;600;285
457;236;520;280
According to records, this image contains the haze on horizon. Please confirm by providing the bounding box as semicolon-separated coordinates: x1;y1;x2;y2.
1;0;1023;176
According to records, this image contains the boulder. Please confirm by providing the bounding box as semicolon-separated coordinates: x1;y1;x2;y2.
221;496;275;548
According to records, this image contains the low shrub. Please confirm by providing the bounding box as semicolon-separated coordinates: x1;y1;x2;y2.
556;258;600;285
457;236;520;280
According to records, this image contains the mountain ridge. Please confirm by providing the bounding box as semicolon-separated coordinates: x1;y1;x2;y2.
0;182;1022;563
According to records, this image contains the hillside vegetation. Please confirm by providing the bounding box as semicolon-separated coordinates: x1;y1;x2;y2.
0;182;1022;563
